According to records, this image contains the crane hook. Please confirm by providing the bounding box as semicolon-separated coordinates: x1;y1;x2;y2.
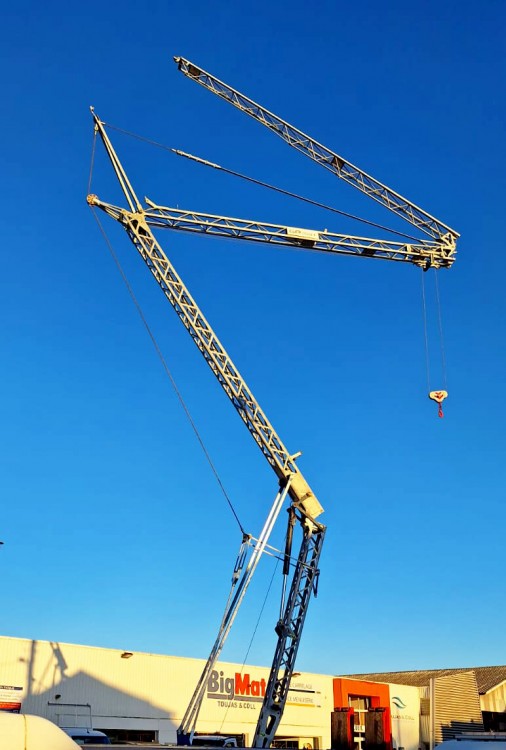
429;390;448;418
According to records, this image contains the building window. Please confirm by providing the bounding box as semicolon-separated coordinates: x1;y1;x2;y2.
271;738;300;749
483;712;506;732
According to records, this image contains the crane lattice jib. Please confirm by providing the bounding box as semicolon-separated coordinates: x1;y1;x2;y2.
174;57;459;248
88;112;322;517
89;195;322;519
142;199;453;269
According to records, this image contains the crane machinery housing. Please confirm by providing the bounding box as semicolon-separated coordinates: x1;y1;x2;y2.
87;55;458;749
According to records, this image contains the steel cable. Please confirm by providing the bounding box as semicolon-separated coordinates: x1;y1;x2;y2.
89;207;246;535
103;121;423;243
421;269;431;393
434;271;448;392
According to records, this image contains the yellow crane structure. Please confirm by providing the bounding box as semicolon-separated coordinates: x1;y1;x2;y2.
87;57;458;748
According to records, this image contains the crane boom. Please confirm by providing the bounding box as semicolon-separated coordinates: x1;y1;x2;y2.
142;199;451;269
88;112;322;519
174;56;459;250
91;197;452;269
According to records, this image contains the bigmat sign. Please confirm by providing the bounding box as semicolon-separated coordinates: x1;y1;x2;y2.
207;670;318;710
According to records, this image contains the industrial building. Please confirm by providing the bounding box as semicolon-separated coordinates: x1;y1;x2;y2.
0;636;333;746
1;635;504;748
346;667;506;743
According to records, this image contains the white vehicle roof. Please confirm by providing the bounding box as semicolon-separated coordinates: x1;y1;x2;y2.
0;713;78;750
193;736;237;747
61;726;111;744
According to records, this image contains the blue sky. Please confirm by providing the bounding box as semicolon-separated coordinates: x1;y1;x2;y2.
1;0;505;679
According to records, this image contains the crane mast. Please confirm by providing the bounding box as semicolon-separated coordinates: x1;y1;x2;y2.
89;56;457;749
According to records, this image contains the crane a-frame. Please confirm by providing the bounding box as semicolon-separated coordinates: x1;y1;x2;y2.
87;57;457;749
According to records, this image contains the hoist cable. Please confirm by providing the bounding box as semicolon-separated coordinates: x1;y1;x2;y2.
421;269;431;392
90;207;246;535
103;121;423;243
434;271;448;391
87;128;97;196
171;149;423;242
218;557;280;733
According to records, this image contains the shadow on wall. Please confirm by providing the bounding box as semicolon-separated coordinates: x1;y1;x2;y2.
15;641;178;741
17;641;69;706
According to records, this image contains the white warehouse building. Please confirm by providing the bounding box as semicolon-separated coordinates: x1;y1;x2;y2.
2;635;502;748
0;636;335;747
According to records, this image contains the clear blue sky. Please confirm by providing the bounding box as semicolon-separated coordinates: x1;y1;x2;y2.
1;0;505;678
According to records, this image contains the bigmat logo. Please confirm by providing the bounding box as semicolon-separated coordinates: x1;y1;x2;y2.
207;670;266;705
391;695;415;721
392;697;407;709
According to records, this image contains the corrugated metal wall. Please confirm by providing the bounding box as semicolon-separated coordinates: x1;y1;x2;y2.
419;687;430;746
0;636;334;746
433;671;484;743
481;682;506;713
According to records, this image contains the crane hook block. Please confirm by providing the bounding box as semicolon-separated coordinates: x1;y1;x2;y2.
429;390;448;418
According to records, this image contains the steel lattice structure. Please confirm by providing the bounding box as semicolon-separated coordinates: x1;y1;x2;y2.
254;513;325;748
88;53;457;749
174;56;458;258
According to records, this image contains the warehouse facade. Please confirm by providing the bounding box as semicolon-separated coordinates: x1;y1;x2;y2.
0;636;334;746
1;636;505;747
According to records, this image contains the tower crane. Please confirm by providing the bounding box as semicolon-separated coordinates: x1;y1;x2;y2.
87;58;457;750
